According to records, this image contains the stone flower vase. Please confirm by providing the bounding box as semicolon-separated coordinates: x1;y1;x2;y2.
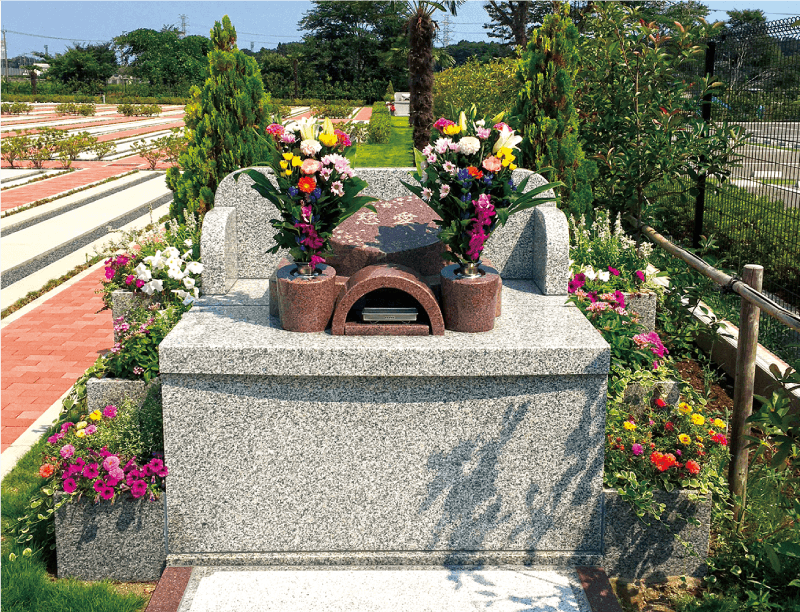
275;262;338;332
440;261;501;332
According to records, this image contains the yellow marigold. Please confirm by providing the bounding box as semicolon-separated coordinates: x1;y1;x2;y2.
623;421;637;431
713;419;726;429
678;402;692;414
319;133;338;147
76;421;87;430
291;156;303;167
282;152;294;161
89;410;102;421
678;433;691;445
691;413;705;426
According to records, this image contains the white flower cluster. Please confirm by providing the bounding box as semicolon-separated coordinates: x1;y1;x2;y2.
133;240;203;304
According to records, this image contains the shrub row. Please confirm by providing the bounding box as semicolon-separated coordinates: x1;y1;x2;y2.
55;102;96;116
0;94;189;105
1;102;33;115
1;128;117;169
310;103;354;119
367;102;391;144
273;98;364;108
117;104;162;117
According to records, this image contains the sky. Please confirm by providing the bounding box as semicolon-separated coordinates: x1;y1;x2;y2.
1;0;798;59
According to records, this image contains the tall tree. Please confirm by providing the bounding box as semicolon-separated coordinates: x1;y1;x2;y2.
398;1;464;150
166;16;271;222
725;8;766;30
115;27;211;95
36;43;117;93
483;1;552;49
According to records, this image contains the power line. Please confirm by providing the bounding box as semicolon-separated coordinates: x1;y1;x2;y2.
2;29;107;43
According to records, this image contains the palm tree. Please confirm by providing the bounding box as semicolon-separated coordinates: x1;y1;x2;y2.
394;1;464;150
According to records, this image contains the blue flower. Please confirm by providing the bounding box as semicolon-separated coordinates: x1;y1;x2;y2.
457;168;471;181
288;187;299;197
508;180;517;192
312;188;322;199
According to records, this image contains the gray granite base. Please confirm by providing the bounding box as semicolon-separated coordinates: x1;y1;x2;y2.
625;291;657;334
86;375;159;412
54;493;166;581
111;289;155;342
603;489;711;581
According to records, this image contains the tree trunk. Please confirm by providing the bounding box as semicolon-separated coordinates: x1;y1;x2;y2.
409;8;435;151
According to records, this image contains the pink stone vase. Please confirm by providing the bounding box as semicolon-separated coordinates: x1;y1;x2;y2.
440;261;501;332
275;262;338;332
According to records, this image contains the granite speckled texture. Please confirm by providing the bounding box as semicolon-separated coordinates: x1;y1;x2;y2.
440;264;501;332
162;371;606;560
200;206;237;295
531;206;569;295
111;290;155;340
174;566;592;612
206;167;561;283
159;281;609;377
55;493;166;581
624;291;658;333
86;376;159;412
331;263;444;336
275;263;337;332
603;489;711;581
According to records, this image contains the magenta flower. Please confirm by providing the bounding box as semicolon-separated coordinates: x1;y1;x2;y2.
568;273;586;294
631;443;643;456
99;486;114;501
93;479;106;493
131;480;148;498
608;266;620;276
149;458;164;472
60;444;75;459
675;449;682;457
108;467;125;481
63;478;77;494
125;274;135;285
135;279;145;289
105;267;116;280
613;290;626;309
635;270;646;283
47;434;60;444
102;405;118;418
103;456;120;472
83;463;99;479
84;425;97;436
61;422;74;433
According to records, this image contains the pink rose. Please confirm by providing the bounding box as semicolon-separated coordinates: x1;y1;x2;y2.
301;159;322;175
482;156;502;173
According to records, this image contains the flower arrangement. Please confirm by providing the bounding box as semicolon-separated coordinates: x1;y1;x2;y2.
403;105;561;266
239;117;377;271
605;396;729;493
40;402;167;503
101;213;203;306
568;210;656;294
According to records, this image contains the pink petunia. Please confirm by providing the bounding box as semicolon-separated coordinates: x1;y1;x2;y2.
63;478;77;494
83;463;99;479
131;480;148;498
608;266;620;276
102;405;118;418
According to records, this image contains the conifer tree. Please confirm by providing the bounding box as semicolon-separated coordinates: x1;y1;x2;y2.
512;2;596;220
167;16;271;222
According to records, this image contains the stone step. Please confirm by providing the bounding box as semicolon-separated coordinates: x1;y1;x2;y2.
171;566;598;612
0;174;172;288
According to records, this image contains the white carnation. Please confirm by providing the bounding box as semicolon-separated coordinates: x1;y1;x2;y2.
300;139;322;156
458;136;481;155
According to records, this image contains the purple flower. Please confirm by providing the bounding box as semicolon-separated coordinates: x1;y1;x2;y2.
102;405;118;418
63;478;77;494
608;266;620;276
131;480;148;498
83;463;99;479
47;434;60;444
93;479;106;493
631;443;643;456
635;270;646;283
613;290;626;309
568;273;586;294
105;267;116;280
61;422;74;434
675;449;682;456
99;486;114;501
60;444;75;459
149;458;164;472
125;274;135;285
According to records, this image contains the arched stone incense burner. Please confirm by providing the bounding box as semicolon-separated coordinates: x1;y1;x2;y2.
159;167;611;569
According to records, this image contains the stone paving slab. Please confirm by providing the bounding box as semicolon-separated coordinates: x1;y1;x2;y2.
0;110;185;135
176;566;592;612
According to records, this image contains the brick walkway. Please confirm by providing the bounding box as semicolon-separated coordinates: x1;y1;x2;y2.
1;266;112;452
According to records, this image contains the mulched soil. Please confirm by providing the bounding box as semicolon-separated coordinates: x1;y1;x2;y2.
674;359;735;415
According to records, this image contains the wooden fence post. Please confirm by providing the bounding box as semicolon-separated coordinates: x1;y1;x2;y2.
728;264;764;525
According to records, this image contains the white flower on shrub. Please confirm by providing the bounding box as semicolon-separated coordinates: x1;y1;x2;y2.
584;266;597;281
184;239;193;248
183;277;196;290
185;261;203;275
142;279;164;295
598;270;610;282
134;264;152;282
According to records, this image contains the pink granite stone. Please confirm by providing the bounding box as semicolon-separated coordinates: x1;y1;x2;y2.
329;196;449;276
440;263;501;333
276;263;338;332
331;263;444;336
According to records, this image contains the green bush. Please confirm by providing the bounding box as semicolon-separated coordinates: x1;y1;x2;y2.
54;102;94;116
273;98;364;107
1;102;33;114
367;102;391;144
311;103;354;119
1;133;31;168
117;103;161;117
433;58;518;120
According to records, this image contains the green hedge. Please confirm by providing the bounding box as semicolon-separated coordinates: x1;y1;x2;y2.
117;103;162;117
367;102;391;144
273;98;364;107
0;94;189;105
433;58;518;120
1;102;33;115
310;103;354;119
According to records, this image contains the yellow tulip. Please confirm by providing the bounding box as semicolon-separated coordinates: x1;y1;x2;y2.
510;163;518;171
322;117;335;135
319;133;338;147
279;161;288;170
292;156;303;167
458;111;467;132
282;152;294;161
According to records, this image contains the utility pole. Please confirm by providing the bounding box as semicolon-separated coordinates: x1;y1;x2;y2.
251;42;254;51
439;15;452;48
179;14;188;38
2;29;8;81
44;44;48;57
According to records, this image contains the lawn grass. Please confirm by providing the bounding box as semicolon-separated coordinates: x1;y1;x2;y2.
352;116;414;168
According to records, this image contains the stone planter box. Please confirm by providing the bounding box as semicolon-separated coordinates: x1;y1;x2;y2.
55;493;166;581
111;289;155;342
86;375;159;413
624;291;657;333
603;488;711;581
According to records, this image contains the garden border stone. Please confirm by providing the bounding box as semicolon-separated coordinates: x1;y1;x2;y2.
111;289;156;342
54;492;167;581
624;291;657;333
603;488;711;581
86;375;160;413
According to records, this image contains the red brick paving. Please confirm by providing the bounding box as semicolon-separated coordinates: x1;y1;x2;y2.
1;266;112;452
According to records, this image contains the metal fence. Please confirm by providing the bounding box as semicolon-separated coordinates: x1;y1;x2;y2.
688;16;800;356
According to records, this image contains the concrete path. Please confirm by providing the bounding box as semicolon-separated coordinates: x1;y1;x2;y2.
174;566;593;612
0;110;185;135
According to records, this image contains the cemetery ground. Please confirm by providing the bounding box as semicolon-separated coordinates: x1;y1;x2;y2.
2;106;799;612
